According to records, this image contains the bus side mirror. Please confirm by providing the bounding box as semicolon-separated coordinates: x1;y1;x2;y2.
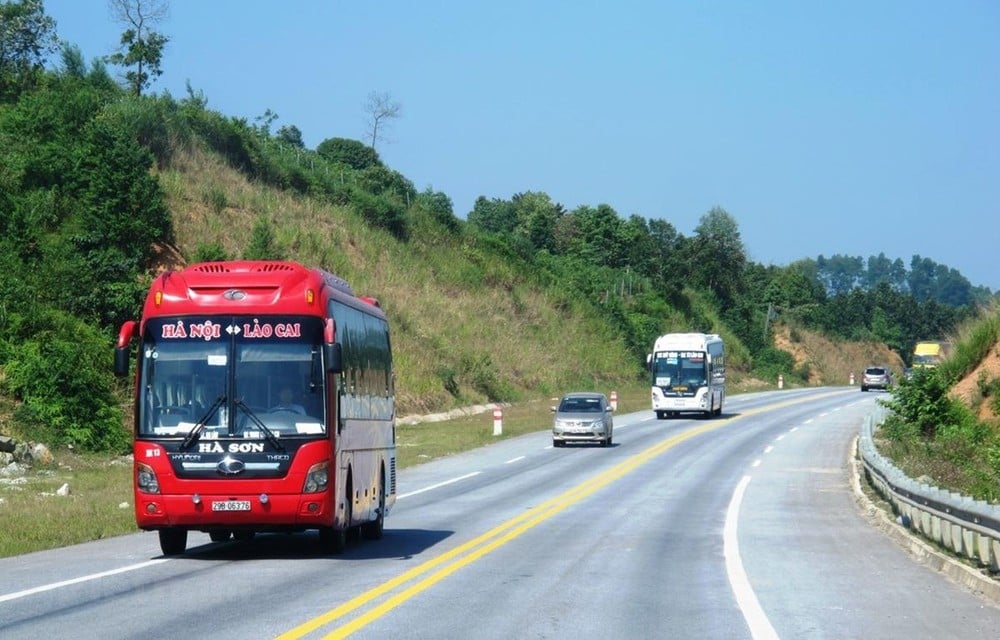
325;343;343;374
114;321;137;377
114;347;130;377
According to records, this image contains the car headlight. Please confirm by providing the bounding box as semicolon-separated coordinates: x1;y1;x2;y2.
592;420;604;431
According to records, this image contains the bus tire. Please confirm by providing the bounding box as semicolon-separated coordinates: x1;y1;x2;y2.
362;468;385;541
655;411;666;420
323;473;353;554
159;528;187;556
209;529;232;542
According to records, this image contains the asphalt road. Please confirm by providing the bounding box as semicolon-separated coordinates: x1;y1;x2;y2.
2;388;998;639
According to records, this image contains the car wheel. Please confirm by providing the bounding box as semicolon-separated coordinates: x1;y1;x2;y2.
553;439;563;448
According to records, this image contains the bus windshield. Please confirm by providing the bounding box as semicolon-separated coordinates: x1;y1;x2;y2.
138;316;326;438
652;351;707;389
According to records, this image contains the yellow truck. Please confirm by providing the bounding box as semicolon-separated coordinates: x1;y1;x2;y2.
911;341;949;370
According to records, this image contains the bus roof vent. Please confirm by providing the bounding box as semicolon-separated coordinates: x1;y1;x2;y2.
188;261;301;275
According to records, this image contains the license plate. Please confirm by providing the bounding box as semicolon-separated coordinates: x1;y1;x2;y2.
212;500;251;512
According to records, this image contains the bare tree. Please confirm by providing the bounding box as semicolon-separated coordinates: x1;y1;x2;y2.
364;90;401;151
105;0;169;96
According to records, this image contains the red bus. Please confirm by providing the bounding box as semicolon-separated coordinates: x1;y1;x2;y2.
114;261;396;555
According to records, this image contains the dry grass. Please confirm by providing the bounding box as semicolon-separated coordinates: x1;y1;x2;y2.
157;145;641;416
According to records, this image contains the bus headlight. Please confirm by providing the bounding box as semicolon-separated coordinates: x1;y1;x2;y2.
136;462;160;494
303;461;329;493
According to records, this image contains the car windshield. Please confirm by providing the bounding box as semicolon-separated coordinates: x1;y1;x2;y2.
559;397;603;412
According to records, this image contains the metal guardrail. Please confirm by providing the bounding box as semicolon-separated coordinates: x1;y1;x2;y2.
858;403;1000;573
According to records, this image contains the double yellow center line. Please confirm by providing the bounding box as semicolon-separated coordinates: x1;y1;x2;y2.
279;391;846;638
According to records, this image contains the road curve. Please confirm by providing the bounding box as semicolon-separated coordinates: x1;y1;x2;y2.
1;388;997;639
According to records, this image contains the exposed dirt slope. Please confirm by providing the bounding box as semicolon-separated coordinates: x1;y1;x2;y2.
949;340;1000;422
773;324;905;386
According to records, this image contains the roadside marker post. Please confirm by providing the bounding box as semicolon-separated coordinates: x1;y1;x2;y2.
610;391;618;411
493;407;503;436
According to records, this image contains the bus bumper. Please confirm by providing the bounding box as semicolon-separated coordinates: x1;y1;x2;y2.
136;492;334;530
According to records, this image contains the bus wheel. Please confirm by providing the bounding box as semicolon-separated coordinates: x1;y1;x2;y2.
362;470;385;541
209;530;232;543
159;528;187;556
322;481;353;554
655;411;666;420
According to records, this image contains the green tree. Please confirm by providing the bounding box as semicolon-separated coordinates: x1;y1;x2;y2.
512;191;562;252
571;203;626;267
276;123;304;148
413;187;459;232
316;136;381;169
468;196;517;235
763;262;826;309
105;0;169;96
619;214;657;277
686;206;747;304
0;0;57;100
816;254;864;295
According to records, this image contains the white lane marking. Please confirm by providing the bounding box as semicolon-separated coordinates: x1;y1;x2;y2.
803;419;813;425
763;446;774;454
505;456;525;464
789;427;798;433
774;434;785;442
752;459;762;468
4;470;485;603
725;475;780;640
397;472;481;499
0;558;169;604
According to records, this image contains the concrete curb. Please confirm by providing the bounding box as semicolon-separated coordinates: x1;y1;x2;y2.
849;435;1000;606
397;403;505;426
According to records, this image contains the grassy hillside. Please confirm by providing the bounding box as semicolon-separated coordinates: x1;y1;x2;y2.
157;146;645;414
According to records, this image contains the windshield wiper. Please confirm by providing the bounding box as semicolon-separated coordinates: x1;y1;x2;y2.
179;395;227;451
234;398;285;452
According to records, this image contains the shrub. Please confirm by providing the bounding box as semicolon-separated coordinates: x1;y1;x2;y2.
752;347;795;382
2;309;128;452
350;189;408;239
191;242;229;263
881;368;960;439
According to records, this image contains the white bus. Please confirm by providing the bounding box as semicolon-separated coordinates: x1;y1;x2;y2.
648;333;725;419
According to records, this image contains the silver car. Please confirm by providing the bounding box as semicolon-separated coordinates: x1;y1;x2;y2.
861;366;892;392
552;392;614;447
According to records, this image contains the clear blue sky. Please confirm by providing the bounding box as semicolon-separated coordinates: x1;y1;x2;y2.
43;1;1000;291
